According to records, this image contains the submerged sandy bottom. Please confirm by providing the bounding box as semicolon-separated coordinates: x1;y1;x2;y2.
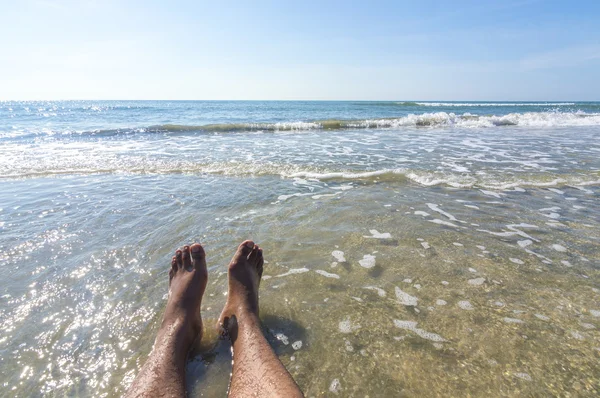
0;175;599;397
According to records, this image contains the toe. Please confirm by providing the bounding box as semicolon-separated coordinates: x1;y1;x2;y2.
190;243;206;270
171;256;177;272
257;249;264;278
182;245;192;270
232;240;254;264
248;245;260;265
175;250;183;269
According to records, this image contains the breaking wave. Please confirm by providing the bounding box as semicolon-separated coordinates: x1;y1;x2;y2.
112;111;600;131
411;102;578;107
4;111;600;138
2;159;598;191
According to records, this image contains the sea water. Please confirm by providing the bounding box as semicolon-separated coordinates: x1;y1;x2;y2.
0;101;599;396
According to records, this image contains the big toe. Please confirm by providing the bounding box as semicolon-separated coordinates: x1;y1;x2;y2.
190;243;206;271
248;244;260;265
231;240;254;265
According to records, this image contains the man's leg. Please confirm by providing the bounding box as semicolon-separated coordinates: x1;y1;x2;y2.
126;243;208;398
219;241;304;398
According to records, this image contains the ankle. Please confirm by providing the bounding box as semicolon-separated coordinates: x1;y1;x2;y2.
157;317;197;349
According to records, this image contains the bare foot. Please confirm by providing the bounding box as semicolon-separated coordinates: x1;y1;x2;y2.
216;242;303;397
125;243;208;398
163;243;208;348
218;240;263;338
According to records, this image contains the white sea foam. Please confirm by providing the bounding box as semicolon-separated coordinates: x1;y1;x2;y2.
415;102;576;107
517;239;533;248
358;110;600;129
504;317;525;324
480;190;504;198
311;193;340;199
275;332;289;345
358;254;376;268
339;318;360;333
570;331;585;340
395;287;418;306
426;203;462;222
364;229;392;239
478;224;539;242
329;379;342;394
458;301;474;310
514;372;532;381
277;192;313;201
393;320;447;342
363;286;386;297
468;277;485;286
276;268;310;277
429;219;460;228
331;250;346;262
315;270;340;279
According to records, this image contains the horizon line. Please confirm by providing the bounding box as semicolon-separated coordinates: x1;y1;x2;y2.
1;99;597;102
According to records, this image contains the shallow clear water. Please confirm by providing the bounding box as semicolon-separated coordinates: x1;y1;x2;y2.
1;101;599;396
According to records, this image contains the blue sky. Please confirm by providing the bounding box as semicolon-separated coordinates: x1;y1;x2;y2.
1;0;599;100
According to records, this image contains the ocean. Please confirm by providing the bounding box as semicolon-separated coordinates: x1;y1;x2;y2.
1;100;599;396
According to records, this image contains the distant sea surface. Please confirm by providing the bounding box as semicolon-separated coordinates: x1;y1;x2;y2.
1;101;599;396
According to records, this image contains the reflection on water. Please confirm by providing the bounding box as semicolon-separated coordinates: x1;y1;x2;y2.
0;175;598;397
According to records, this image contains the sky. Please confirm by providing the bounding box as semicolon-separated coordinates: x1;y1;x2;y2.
0;0;599;100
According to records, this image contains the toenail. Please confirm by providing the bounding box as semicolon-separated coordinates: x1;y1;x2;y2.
245;241;254;249
191;245;202;253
